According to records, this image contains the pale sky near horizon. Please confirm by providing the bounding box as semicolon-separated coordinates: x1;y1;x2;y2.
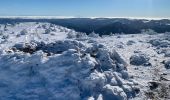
0;0;170;18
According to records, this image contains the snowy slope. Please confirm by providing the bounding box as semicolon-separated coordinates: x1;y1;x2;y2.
0;22;169;100
0;22;76;50
96;33;170;99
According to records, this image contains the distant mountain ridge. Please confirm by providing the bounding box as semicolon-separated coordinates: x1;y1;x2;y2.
0;18;170;35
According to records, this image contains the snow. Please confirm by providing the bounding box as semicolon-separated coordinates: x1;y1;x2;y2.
95;33;170;99
0;22;170;100
164;60;170;69
130;53;150;66
103;84;127;100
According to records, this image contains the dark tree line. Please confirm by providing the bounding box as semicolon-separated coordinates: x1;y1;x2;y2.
0;18;170;35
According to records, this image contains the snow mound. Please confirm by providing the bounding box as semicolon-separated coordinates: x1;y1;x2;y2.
149;39;170;48
130;53;150;66
160;49;170;57
13;40;85;54
103;84;127;100
126;40;136;45
0;39;139;100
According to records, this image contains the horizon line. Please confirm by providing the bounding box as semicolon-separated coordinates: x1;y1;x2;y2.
0;16;170;20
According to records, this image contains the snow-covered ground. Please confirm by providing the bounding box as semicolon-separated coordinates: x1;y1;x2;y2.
96;33;170;99
0;22;169;100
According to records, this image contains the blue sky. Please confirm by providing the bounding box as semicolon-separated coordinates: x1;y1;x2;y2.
0;0;170;18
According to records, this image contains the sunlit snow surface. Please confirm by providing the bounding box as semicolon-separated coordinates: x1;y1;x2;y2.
0;22;169;100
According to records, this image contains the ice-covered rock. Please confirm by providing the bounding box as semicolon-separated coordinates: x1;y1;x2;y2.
149;39;170;48
159;41;170;48
126;40;136;45
149;39;161;47
88;32;100;38
13;40;86;54
164;50;170;57
164;60;170;69
67;31;77;39
103;84;127;100
121;70;129;79
20;29;28;35
13;41;38;54
130;53;150;66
